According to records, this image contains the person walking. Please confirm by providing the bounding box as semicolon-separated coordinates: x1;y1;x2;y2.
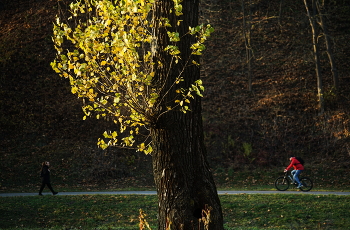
39;161;58;195
284;156;304;189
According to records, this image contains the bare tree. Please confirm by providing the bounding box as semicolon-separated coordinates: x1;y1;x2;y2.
304;0;324;114
241;0;254;92
317;0;339;92
278;0;284;27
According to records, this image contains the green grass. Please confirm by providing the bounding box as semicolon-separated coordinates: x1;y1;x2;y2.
4;166;350;194
213;166;350;192
1;194;349;229
221;194;350;229
0;195;158;230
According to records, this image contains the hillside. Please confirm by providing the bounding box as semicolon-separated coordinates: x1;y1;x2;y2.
0;0;349;191
200;0;350;164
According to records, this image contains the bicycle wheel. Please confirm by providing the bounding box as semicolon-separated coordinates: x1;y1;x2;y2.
299;177;313;191
275;176;290;191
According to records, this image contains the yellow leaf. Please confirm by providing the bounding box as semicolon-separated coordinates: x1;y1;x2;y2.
101;61;107;66
71;87;78;94
114;47;123;52
139;143;145;151
192;60;200;66
144;145;153;154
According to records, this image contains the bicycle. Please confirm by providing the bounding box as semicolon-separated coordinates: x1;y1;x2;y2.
274;171;313;192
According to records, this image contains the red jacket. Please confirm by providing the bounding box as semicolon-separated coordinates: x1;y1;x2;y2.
286;157;304;171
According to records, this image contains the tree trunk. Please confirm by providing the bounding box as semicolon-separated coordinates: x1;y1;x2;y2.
151;0;224;229
278;0;284;27
317;0;339;92
241;0;253;92
304;0;324;114
151;110;223;229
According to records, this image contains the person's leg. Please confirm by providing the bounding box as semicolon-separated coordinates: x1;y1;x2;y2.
46;183;58;195
291;170;296;183
39;182;46;195
294;170;303;187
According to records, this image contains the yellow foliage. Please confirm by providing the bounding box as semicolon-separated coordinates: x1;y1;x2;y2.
51;0;213;153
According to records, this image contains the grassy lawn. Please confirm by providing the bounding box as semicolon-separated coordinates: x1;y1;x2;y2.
1;194;349;229
3;166;350;193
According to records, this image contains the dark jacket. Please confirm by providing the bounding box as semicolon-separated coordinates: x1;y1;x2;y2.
41;165;51;183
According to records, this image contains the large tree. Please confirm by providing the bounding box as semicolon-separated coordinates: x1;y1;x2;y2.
51;0;224;229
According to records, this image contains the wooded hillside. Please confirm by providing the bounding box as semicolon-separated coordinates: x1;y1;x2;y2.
1;0;349;190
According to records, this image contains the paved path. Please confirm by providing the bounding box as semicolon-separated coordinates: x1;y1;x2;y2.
1;190;349;197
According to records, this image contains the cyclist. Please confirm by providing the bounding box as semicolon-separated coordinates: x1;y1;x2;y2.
284;156;304;188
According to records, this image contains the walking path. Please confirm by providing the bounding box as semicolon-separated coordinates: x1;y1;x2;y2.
1;190;349;197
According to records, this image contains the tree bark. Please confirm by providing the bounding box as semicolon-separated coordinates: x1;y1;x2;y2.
278;0;284;27
150;0;224;229
241;0;253;92
304;0;324;114
317;0;339;92
151;110;224;229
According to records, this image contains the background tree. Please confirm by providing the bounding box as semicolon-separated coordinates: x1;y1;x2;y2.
316;0;339;93
241;0;254;92
304;0;324;114
51;0;223;229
